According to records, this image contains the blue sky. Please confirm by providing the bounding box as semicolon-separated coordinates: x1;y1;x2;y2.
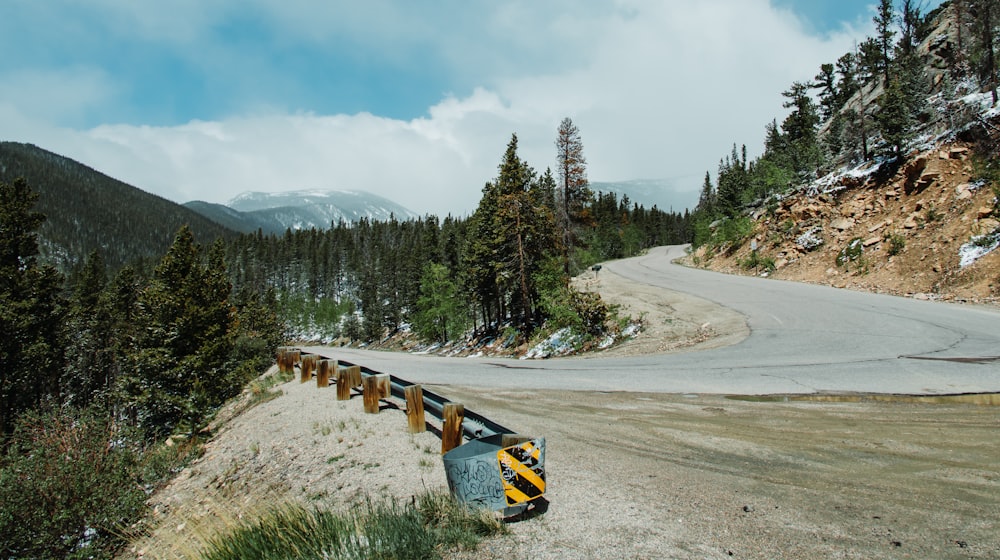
0;1;942;215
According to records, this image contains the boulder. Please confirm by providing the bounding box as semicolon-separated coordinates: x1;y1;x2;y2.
974;218;1000;235
831;217;855;231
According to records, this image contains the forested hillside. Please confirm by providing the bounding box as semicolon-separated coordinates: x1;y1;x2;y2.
229;125;692;346
689;0;999;298
0;175;284;558
0;142;237;273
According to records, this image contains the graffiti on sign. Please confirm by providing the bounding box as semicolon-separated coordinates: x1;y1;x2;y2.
445;457;505;508
497;439;545;506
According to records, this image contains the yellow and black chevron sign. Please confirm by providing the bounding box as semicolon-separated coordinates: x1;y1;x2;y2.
497;439;545;506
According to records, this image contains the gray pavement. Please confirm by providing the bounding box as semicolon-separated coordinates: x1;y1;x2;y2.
306;245;1000;395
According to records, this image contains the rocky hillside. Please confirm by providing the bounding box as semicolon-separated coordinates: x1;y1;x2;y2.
687;139;1000;303
686;1;1000;305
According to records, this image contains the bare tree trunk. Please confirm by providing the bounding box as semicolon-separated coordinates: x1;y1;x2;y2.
985;3;998;105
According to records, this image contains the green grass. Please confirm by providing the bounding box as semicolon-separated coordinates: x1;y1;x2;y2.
199;492;506;560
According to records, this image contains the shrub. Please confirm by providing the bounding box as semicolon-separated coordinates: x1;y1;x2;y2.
924;203;942;223
739;251;776;273
836;237;865;268
887;233;906;256
0;407;146;559
714;216;756;252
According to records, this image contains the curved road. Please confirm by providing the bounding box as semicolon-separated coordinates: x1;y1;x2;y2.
307;245;1000;395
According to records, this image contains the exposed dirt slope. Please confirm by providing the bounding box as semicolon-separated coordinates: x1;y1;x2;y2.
685;142;1000;304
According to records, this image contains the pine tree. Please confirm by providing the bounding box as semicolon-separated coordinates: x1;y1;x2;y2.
835;52;860;105
814;63;838;120
874;0;897;84
781;82;823;178
697;171;716;216
64;250;119;410
555;118;592;275
877;77;914;156
464;134;558;334
413;263;467;343
716;144;749;216
858;38;884;85
0;178;66;435
125;226;237;435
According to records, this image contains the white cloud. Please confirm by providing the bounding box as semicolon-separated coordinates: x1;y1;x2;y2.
1;0;869;216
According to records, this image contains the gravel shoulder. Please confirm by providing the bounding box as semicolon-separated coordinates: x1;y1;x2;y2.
573;265;749;357
127;264;1000;560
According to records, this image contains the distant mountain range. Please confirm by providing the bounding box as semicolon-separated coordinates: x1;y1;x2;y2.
1;140;691;273
184;190;420;234
0;142;236;272
590;179;697;213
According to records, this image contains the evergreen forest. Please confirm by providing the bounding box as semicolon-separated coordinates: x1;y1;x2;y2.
232;129;691;345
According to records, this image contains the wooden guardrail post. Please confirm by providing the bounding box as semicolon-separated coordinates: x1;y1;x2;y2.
317;359;333;388
277;347;293;375
441;403;464;454
375;374;391;399
363;374;380;414
290;350;301;369
336;366;352;401
405;385;425;434
301;354;316;383
348;365;362;389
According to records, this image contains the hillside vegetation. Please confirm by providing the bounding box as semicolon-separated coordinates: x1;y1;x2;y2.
0;142;237;272
689;0;1000;301
0;119;688;557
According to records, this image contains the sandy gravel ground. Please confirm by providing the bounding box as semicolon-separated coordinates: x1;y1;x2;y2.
573;267;749;356
128;269;1000;560
127;378;450;558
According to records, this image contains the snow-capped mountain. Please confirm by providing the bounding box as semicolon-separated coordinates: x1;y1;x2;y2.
185;190;420;234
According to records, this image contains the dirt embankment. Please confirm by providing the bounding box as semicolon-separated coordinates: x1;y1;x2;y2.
685;143;1000;305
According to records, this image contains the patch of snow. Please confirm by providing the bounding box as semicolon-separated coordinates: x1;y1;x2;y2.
808;159;881;196
796;227;824;251
959;90;998;117
622;323;642;338
959;233;1000;267
523;327;580;359
412;342;441;355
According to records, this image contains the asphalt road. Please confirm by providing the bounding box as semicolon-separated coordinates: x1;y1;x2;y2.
305;245;1000;395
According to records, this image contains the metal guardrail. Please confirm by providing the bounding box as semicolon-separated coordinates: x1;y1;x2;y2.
282;348;544;516
306;354;514;441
